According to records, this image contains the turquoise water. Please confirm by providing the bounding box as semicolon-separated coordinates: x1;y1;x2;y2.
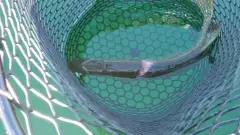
3;0;239;134
65;0;207;121
82;24;200;60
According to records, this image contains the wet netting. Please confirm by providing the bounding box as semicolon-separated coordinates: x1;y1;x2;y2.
0;0;240;135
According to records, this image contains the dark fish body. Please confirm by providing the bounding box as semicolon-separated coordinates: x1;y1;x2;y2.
68;21;220;78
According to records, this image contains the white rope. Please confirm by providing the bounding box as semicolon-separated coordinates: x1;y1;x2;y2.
0;88;13;100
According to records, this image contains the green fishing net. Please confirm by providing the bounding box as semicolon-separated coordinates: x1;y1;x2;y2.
0;0;240;135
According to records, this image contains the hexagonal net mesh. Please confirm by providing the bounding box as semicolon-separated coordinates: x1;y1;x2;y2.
0;0;240;135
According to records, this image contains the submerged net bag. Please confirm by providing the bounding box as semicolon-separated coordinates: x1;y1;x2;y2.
0;0;240;135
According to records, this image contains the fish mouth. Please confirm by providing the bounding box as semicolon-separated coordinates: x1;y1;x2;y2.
68;59;86;73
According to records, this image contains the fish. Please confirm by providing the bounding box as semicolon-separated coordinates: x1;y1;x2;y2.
68;21;220;79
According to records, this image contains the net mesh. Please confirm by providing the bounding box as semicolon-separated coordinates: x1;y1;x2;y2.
65;1;211;124
0;0;240;135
